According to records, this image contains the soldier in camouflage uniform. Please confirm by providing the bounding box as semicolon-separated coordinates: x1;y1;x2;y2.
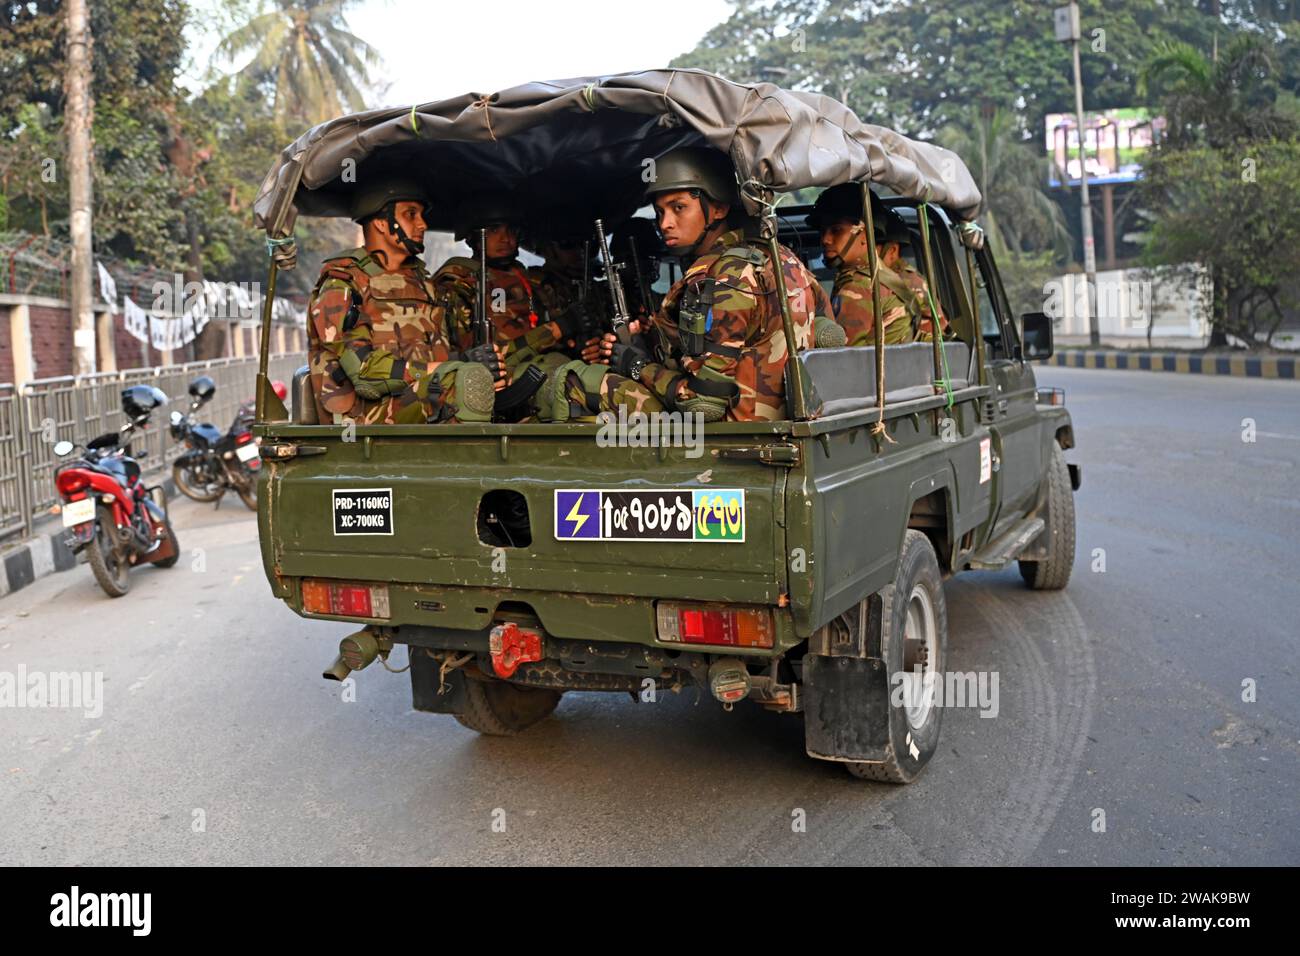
434;195;662;421
525;217;607;354
306;181;503;425
588;147;822;422
808;183;925;347
880;231;949;339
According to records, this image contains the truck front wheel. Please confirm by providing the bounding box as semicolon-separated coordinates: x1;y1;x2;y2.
844;530;948;783
454;677;562;736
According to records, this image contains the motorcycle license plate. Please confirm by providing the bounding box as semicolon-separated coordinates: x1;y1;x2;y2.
235;443;260;464
62;498;96;528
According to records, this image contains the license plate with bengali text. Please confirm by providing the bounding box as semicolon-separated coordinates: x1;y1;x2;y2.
61;498;96;528
235;443;260;463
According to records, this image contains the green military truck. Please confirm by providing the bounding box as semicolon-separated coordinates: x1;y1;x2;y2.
250;70;1079;782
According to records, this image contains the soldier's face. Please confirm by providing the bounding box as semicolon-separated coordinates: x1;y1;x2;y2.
390;201;427;243
653;190;727;250
820;220;868;265
483;223;518;259
548;240;585;272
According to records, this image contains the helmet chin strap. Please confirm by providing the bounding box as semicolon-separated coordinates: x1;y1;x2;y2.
385;204;424;256
676;202;729;260
825;222;865;269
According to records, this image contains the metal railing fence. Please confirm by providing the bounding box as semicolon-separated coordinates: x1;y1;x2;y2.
0;354;302;542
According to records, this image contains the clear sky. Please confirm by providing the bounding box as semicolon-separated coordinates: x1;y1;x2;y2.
184;0;737;106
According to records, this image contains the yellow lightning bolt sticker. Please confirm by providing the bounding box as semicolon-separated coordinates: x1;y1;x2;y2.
566;493;589;537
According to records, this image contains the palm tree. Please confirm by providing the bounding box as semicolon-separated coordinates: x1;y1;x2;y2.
1137;34;1295;148
216;0;380;132
937;107;1071;260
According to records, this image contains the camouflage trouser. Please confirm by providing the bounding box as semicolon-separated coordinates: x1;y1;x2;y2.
508;352;662;422
336;361;495;424
568;368;664;418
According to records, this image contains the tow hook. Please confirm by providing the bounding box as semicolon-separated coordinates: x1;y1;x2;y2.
489;622;544;678
708;658;752;706
323;628;391;681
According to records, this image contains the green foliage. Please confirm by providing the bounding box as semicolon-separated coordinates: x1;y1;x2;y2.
673;0;1228;136
1140;139;1300;347
1135;25;1298;345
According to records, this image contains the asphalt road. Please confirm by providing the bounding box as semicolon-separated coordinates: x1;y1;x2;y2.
1;366;1297;866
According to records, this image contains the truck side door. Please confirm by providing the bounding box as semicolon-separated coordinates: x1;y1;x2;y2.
971;245;1043;532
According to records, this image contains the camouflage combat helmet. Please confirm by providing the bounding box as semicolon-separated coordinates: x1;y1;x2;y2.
643;147;738;206
455;193;519;243
807;183;908;243
348;179;429;224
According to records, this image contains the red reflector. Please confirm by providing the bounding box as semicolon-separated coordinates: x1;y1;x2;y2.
681;609;705;640
338;586;372;617
236;433;254;445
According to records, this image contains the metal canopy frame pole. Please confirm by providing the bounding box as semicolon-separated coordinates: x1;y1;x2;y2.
860;182;887;424
759;191;808;421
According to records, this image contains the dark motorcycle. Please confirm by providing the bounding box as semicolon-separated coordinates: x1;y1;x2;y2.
53;385;180;598
169;375;267;511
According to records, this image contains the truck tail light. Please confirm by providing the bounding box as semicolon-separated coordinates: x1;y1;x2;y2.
301;579;390;619
655;602;774;649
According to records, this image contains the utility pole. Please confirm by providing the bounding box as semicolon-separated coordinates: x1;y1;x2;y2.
65;0;96;374
1055;3;1100;346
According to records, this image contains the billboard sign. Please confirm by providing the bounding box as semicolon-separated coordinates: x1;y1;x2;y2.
1046;108;1165;187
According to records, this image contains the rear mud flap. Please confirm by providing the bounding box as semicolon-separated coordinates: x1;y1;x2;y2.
410;648;468;715
803;654;891;762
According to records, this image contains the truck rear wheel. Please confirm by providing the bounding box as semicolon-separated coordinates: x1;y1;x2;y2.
1019;442;1075;591
844;530;948;783
454;677;562;736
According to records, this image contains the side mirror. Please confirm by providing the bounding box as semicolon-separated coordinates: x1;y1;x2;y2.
1020;311;1054;361
53;440;74;457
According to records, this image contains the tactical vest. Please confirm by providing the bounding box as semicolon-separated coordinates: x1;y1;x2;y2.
313;248;443;340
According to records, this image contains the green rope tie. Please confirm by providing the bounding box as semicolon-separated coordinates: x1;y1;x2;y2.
409;105;420;134
917;199;955;409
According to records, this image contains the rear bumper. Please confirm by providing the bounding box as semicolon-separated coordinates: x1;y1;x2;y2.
280;578;800;658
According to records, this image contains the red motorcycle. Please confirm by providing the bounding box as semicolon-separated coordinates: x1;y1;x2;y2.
53;385;180;597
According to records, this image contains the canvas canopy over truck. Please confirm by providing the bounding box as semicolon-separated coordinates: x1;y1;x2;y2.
251;69;1078;782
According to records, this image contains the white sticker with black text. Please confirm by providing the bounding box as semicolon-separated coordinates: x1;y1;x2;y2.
333;488;393;535
979;438;992;484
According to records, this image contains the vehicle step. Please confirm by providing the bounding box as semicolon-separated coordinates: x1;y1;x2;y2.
966;516;1046;570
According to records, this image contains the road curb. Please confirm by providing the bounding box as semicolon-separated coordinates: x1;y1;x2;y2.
1040;350;1297;379
0;477;180;600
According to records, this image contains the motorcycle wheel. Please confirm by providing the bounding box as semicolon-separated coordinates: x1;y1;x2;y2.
150;518;180;568
86;511;131;598
236;472;257;511
172;460;224;503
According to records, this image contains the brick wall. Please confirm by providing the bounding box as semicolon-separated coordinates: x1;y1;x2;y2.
29;304;74;380
0;306;14;384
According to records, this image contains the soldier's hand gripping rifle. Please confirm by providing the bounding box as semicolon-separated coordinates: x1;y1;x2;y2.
594;218;633;346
